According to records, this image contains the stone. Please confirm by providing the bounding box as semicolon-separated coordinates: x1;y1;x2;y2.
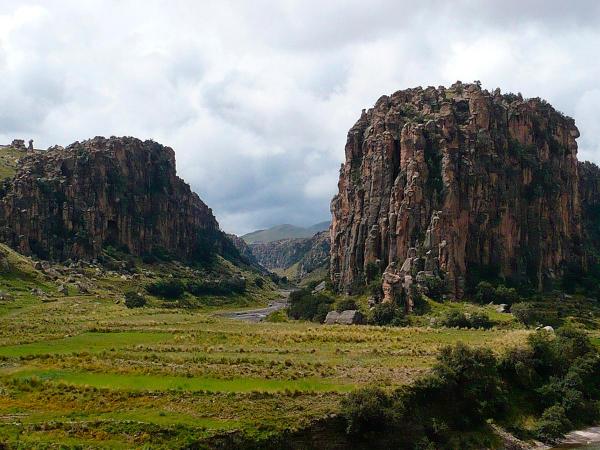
496;304;508;313
324;311;340;324
312;281;327;294
337;310;364;325
542;325;554;333
324;310;364;325
57;284;69;296
330;82;599;299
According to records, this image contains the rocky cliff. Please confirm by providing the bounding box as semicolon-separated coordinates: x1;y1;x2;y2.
0;136;225;262
331;82;591;303
249;231;330;279
579;161;600;260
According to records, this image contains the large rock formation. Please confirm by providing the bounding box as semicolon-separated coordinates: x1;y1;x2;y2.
249;231;330;279
331;82;594;301
0;136;225;261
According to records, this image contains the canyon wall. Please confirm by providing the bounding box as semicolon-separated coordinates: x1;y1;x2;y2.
331;82;589;301
0;136;224;261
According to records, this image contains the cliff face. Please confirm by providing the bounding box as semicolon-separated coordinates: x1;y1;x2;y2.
331;82;586;301
579;161;600;260
249;231;330;279
0;136;223;261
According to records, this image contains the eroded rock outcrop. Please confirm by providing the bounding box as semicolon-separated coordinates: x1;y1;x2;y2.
249;231;330;279
331;82;590;301
0;136;224;261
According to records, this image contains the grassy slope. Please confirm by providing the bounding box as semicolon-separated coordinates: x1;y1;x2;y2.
0;145;24;180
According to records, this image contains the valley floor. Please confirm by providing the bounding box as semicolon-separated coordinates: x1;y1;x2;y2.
0;289;531;448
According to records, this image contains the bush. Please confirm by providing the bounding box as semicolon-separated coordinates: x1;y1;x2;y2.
474;282;518;305
186;277;246;296
146;279;185;299
469;312;493;329
124;291;146;308
534;405;572;442
511;302;538;325
440;310;470;328
341;387;393;434
370;302;407;326
287;289;333;322
336;298;357;312
254;277;265;288
439;310;494;329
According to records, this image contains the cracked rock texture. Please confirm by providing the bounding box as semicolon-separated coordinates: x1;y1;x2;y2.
0;136;223;261
331;82;598;299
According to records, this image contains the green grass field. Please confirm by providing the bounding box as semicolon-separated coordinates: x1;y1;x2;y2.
0;278;532;448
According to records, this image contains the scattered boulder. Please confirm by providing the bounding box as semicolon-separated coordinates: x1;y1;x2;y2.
324;311;340;324
312;281;327;294
324;310;364;325
57;284;69;296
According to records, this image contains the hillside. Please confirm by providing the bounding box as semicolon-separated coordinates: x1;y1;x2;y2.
241;221;329;244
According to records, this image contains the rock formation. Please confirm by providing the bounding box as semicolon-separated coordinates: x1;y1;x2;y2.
0;136;226;262
249;231;330;279
331;82;594;302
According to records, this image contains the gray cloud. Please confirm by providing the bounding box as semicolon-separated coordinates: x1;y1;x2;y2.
0;1;599;234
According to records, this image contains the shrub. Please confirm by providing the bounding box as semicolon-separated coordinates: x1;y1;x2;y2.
534;405;572;442
336;298;357;312
365;262;381;283
469;312;493;329
439;310;493;329
146;279;185;299
511;302;538;325
124;291;146;308
370;302;403;326
287;289;333;322
186;277;246;296
475;282;518;305
440;310;470;328
254;277;265;288
341;387;393;434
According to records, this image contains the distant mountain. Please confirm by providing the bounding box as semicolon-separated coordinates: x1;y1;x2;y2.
241;221;329;244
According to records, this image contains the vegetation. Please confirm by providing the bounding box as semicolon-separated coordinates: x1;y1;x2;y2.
123;290;146;308
341;327;600;447
287;288;334;322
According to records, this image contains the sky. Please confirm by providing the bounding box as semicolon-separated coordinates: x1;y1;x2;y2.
0;0;599;234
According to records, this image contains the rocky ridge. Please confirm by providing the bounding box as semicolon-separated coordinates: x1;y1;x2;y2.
249;231;330;279
0;136;227;262
330;82;598;305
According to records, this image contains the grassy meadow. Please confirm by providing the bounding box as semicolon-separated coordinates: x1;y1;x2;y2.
0;265;531;448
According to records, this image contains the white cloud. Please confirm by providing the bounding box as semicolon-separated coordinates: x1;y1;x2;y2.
0;0;599;234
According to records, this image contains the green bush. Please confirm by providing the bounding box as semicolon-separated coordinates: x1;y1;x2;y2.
369;302;407;326
469;312;493;329
287;289;333;322
440;310;471;328
336;298;357;312
254;277;265;288
340;329;600;446
533;405;572;442
186;277;246;296
341;387;393;434
511;302;538;325
146;279;185;299
124;291;146;308
474;282;518;305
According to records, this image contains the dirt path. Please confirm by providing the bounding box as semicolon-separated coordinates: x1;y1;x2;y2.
221;290;291;323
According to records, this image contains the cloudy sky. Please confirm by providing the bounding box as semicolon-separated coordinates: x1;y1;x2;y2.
1;1;599;234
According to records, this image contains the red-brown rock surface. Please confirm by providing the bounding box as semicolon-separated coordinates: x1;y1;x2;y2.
0;136;223;261
330;82;593;301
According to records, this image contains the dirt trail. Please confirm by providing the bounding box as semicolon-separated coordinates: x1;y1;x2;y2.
221;290;291;322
